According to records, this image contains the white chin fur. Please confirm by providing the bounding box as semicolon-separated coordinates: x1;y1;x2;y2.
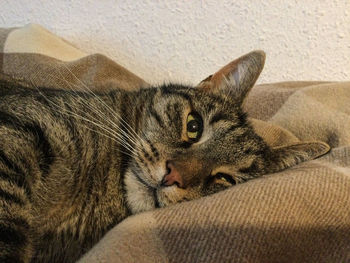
124;169;156;214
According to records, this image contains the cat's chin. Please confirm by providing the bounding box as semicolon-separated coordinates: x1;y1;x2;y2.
155;186;188;207
124;169;158;214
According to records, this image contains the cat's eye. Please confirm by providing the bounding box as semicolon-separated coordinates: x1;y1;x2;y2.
186;113;203;142
215;173;236;185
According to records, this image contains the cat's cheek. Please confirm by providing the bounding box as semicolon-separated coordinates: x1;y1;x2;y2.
156;187;201;207
205;183;231;195
148;162;168;185
156;186;186;207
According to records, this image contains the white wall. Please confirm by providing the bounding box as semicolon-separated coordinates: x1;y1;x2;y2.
1;1;349;85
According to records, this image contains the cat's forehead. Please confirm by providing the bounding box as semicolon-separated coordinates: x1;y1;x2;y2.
157;84;235;113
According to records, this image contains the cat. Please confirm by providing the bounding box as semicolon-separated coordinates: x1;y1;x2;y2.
0;50;330;263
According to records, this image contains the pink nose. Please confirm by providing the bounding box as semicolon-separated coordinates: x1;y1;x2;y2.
162;161;184;188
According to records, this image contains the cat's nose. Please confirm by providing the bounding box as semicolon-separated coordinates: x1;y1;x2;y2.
161;161;184;188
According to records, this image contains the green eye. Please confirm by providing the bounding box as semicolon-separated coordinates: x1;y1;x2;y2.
186;113;203;142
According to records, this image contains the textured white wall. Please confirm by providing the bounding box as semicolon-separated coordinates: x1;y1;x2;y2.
1;1;350;85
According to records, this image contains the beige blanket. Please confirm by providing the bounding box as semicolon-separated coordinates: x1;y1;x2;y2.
1;24;349;263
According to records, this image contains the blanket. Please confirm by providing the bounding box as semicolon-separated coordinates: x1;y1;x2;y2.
1;24;349;263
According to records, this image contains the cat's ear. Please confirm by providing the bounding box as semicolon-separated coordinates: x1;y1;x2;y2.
263;141;330;174
197;50;265;104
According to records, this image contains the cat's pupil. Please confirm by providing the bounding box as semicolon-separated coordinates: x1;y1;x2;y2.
187;120;199;132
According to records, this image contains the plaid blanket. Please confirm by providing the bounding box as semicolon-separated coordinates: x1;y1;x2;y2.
1;24;350;263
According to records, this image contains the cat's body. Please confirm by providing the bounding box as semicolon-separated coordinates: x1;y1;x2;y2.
0;51;330;262
0;87;134;262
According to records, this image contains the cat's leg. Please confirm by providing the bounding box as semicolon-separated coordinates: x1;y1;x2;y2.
0;151;33;263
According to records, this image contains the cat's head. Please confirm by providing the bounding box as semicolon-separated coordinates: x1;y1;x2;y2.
124;51;330;214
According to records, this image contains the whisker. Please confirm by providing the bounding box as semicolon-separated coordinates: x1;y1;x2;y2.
43;72;138;150
51;70;142;148
58;66;143;141
29;81;137;153
30;67;147;161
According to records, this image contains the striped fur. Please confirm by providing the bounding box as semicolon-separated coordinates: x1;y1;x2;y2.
0;51;329;262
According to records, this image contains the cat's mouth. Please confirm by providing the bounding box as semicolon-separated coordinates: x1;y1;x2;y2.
152;189;160;208
133;170;174;209
126;163;186;211
133;170;156;190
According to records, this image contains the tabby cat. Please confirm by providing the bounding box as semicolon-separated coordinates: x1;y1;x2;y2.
0;51;329;262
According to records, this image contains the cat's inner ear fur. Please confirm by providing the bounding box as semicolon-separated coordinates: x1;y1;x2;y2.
197;50;266;104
